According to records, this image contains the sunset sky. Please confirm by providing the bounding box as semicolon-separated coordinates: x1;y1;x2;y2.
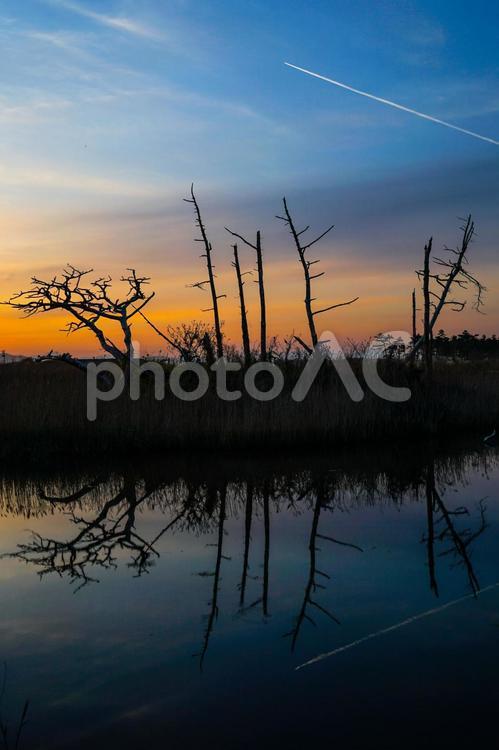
1;0;498;356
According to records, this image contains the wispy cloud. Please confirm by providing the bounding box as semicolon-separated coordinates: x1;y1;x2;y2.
26;28;95;51
0;95;72;124
0;163;166;197
52;0;164;40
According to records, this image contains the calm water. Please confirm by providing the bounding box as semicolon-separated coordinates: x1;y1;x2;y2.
0;442;498;749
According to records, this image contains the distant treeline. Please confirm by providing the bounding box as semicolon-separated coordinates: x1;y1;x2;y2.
432;330;499;360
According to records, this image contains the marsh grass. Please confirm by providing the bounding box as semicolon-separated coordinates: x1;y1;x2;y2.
0;359;498;463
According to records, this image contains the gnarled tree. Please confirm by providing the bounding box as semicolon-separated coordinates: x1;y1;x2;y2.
277;198;359;353
6;266;154;380
413;215;486;377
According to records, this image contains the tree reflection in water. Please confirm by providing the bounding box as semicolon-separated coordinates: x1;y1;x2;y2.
1;442;495;667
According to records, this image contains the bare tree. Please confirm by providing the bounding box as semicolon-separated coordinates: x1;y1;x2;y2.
422;238;433;379
231;244;252;366
414;216;486;376
277;198;358;352
6;266;153;380
226;226;267;360
412;288;417;347
185;185;225;358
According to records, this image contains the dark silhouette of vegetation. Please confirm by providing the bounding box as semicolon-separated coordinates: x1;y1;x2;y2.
1;192;496;455
0;353;498;460
413;216;486;382
433;329;499;360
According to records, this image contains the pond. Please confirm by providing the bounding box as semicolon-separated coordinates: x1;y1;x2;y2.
0;441;498;748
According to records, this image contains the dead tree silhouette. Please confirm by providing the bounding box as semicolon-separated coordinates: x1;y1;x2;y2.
6;266;153;382
225;226;267;360
277;198;358;353
422;460;487;596
185;184;225;359
412;288;418;348
284;481;362;651
231;244;252;366
413;216;486;380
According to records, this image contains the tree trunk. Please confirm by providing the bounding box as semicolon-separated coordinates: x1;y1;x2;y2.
256;231;267;360
423;238;433;384
232;244;251;366
412;288;417;347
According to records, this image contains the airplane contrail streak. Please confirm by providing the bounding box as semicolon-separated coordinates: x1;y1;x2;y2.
285;62;499;146
295;581;499;671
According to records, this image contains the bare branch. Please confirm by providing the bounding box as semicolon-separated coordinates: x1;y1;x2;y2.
277;198;358;350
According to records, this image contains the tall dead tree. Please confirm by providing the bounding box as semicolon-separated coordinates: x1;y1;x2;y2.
414;216;486;376
226;226;267;360
6;266;153;381
277;198;358;352
423;238;433;379
185;184;225;359
412;288;417;346
231;244;251;366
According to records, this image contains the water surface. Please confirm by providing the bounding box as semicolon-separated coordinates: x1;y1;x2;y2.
0;443;498;748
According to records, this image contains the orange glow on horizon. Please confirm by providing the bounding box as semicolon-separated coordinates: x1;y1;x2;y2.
0;206;497;357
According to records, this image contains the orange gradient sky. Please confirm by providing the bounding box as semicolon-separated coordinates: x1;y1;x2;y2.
1;1;497;356
1;193;497;358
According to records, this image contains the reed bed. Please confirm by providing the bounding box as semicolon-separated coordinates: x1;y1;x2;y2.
0;359;497;463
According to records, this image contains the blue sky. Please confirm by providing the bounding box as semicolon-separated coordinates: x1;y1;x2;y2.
2;0;498;198
1;0;498;351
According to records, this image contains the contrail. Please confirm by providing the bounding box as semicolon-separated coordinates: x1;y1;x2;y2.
295;581;499;671
285;62;499;146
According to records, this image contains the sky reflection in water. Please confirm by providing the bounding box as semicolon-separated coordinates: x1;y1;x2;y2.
0;443;498;749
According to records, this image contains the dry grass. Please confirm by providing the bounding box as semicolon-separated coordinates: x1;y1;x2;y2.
0;358;498;463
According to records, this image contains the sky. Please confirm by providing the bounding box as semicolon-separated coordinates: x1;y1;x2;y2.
0;0;498;355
